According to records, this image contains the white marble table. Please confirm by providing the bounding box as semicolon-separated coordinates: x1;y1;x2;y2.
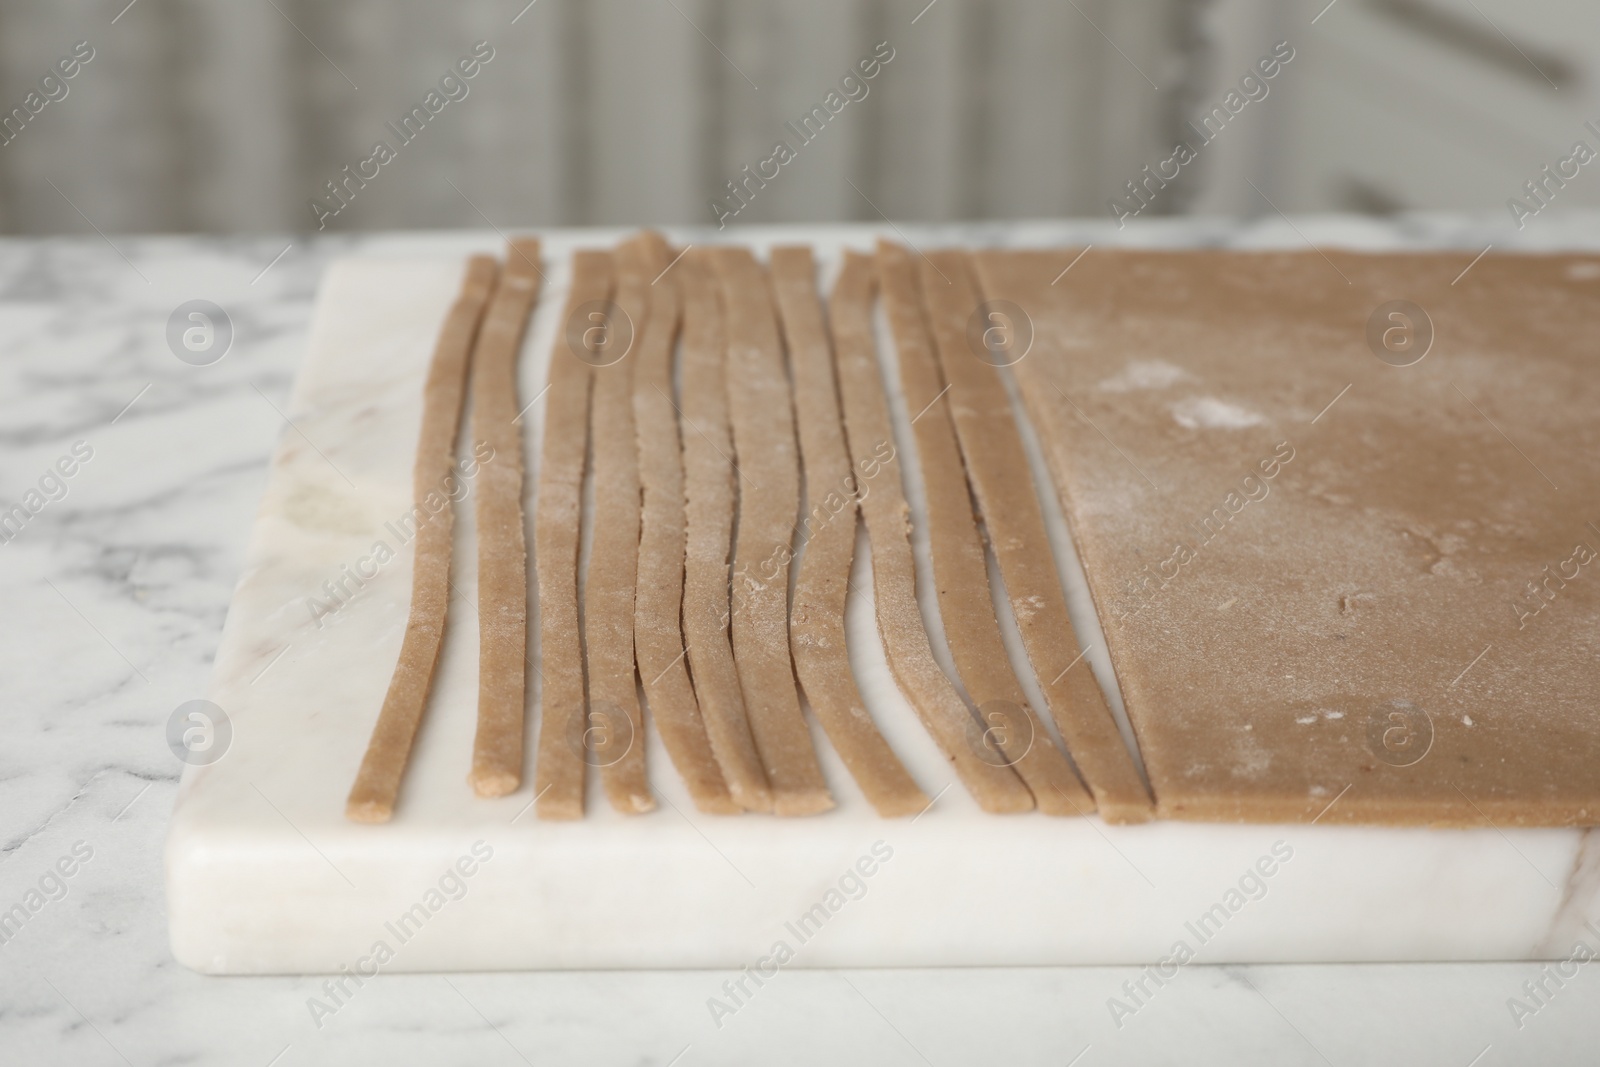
3;218;1599;1064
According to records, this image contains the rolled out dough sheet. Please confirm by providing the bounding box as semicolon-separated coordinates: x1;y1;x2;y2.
976;249;1600;827
168;229;1600;973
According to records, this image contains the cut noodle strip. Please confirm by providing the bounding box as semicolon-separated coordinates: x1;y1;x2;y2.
585;235;655;814
877;240;1091;815
534;250;613;820
347;255;499;823
632;234;739;814
922;249;1153;822
830;251;1033;814
715;248;833;816
679;250;774;813
469;238;543;798
771;246;928;817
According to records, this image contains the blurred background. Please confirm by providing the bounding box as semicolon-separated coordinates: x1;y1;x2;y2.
0;0;1596;234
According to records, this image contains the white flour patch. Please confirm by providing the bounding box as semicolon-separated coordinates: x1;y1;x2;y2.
1230;734;1273;779
1098;359;1192;393
1171;396;1265;430
1013;594;1045;622
1565;261;1600;281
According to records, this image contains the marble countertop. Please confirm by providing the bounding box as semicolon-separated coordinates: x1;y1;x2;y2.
3;219;1599;1065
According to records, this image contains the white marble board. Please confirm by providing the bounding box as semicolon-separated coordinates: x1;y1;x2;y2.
165;227;1600;974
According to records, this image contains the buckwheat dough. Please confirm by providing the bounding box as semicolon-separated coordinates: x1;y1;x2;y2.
469;238;543;798
678;250;774;813
631;234;739;815
585;235;656;815
347;255;498;822
715;248;833;816
771;246;929;818
878;241;1092;815
534;250;611;820
830;251;1033;814
919;250;1154;824
974;247;1600;827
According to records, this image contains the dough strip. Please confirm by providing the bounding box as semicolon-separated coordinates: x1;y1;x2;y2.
469;238;543;798
678;250;774;813
922;250;1154;822
830;251;1033;814
770;246;928;817
715;248;833;816
585;235;656;814
631;234;739;814
877;240;1093;815
534;250;613;819
347;255;498;822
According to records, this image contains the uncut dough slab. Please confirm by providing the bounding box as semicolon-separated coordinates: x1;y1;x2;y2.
976;248;1600;827
168;228;1600;975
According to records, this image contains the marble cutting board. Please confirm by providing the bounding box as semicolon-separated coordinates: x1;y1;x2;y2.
165;227;1600;974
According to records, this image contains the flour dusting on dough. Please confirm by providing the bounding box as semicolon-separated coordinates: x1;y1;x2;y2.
1229;733;1273;779
1171;396;1265;430
1099;359;1192;393
1013;594;1045;622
